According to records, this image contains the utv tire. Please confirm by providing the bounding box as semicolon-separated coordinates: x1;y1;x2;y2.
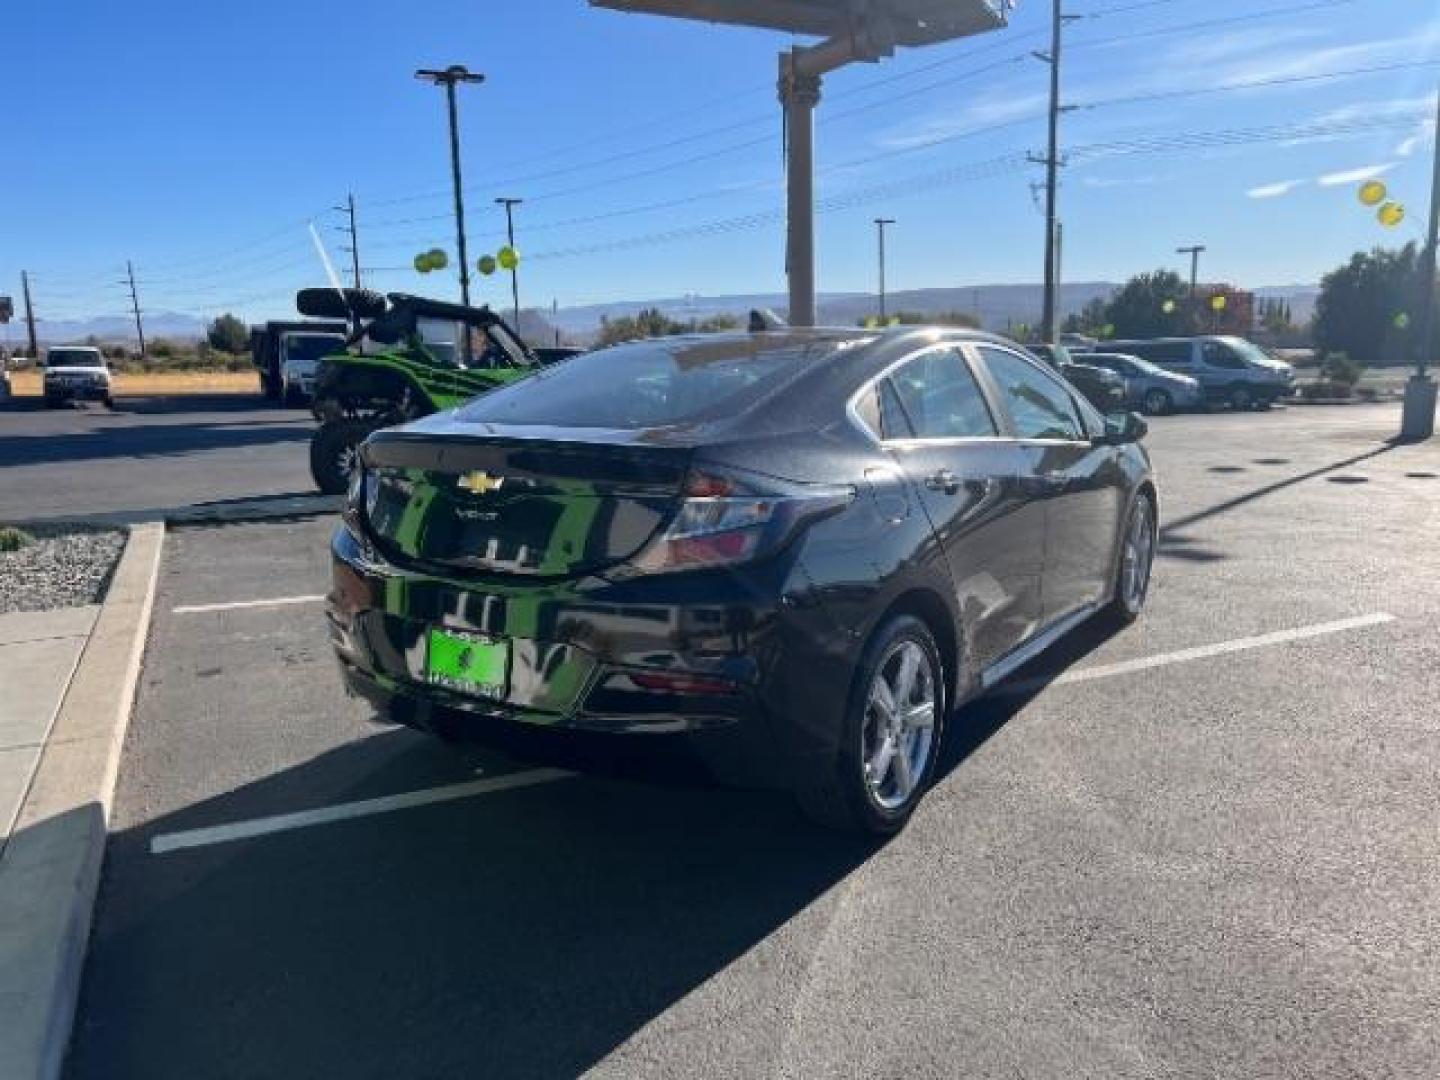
795;614;946;836
310;418;373;495
296;287;387;321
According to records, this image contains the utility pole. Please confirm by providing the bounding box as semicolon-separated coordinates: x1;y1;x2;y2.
552;297;560;347
416;64;485;361
495;196;523;326
1176;244;1205;296
874;217;895;321
124;261;146;358
1032;0;1079;344
335;192;362;289
1400;84;1440;439
20;270;38;359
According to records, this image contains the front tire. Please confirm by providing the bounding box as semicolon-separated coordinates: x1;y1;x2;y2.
1228;384;1253;411
1142;388;1172;415
1108;492;1156;624
795;615;945;835
310;418;373;495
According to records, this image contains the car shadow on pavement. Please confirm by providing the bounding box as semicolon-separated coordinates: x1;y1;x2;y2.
66;730;880;1080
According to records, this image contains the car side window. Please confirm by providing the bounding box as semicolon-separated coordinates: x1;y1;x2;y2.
1202;341;1246;369
977;346;1085;441
883;347;997;439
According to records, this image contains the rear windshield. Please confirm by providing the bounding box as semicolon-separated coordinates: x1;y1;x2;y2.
48;348;105;367
457;334;869;429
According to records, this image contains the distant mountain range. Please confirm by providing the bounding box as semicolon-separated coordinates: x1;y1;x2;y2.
550;282;1321;340
11;283;1321;346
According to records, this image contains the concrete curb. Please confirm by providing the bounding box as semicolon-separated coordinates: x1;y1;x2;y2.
0;522;164;1080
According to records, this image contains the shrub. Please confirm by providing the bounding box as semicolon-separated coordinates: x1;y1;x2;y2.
1319;351;1363;386
0;526;33;553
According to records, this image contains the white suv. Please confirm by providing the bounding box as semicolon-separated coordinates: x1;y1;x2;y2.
43;346;114;408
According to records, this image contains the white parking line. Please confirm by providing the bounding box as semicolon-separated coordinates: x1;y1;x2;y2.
172;594;325;615
150;768;574;854
148;611;1396;855
1004;611;1396;695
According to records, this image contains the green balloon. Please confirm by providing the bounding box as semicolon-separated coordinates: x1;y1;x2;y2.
413;253;432;273
498;245;519;271
427;248;449;270
477;254;498;276
1394;311;1411;331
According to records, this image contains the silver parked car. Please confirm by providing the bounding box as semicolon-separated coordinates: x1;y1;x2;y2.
1076;351;1203;415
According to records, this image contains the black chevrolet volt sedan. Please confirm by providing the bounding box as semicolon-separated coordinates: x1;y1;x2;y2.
327;327;1157;834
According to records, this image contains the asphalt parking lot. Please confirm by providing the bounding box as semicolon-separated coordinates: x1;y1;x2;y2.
63;404;1440;1078
0;395;313;523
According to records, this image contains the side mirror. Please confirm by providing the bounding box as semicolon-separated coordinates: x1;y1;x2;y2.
1099;411;1147;445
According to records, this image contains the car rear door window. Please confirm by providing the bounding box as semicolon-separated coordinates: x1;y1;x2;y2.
977;346;1084;441
883;347;996;439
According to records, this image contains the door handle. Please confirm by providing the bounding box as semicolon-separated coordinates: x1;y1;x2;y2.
924;469;961;495
1017;473;1068;496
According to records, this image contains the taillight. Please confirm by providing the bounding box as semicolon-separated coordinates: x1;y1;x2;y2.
630;468;852;574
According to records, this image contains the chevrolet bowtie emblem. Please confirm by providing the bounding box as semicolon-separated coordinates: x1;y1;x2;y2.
457;471;505;495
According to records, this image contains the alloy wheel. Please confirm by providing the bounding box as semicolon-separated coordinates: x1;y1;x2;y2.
1143;389;1170;415
1120;497;1156;612
861;640;938;811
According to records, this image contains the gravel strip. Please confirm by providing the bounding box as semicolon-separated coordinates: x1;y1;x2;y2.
0;524;127;614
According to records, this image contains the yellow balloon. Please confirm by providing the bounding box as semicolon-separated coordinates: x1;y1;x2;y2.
1394;311;1411;331
427;248;449;270
1161;299;1177;314
477;254;498;276
1377;201;1405;228
1210;294;1227;312
1358;180;1387;207
498;245;519;271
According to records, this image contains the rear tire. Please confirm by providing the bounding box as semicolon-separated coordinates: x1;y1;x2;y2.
310;418;373;495
1228;384;1253;411
1142;388;1172;415
795;614;946;836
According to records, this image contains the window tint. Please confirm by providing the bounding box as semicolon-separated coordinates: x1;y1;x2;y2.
459;335;864;428
978;346;1084;440
884;347;996;439
879;379;913;439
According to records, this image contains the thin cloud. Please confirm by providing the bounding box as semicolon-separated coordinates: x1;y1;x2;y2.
1248;180;1304;199
1316;163;1396;187
1396;119;1436;158
876;92;1047;150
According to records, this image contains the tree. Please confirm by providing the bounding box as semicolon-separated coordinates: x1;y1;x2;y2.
594;308;744;347
1313;244;1438;367
206;312;250;355
1101;270;1191;339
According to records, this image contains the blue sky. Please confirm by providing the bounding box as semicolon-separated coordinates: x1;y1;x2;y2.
4;0;1437;323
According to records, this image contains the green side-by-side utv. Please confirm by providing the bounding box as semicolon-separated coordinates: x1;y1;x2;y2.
293;288;579;493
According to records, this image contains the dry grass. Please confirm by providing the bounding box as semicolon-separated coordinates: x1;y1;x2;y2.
9;371;259;396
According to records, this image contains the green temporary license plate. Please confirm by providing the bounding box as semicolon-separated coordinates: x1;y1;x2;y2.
424;628;510;699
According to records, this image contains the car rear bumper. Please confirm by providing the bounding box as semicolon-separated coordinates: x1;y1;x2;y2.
326;525;857;788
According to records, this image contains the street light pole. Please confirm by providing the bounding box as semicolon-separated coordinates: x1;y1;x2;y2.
496;196;523;326
874;217;895;321
1176;244;1205;296
1400;84;1440;439
416;64;484;360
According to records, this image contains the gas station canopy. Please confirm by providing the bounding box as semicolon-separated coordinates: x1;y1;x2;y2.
589;1;1012;325
590;1;1007;47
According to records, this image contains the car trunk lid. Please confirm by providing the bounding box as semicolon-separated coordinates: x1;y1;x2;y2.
361;428;691;578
